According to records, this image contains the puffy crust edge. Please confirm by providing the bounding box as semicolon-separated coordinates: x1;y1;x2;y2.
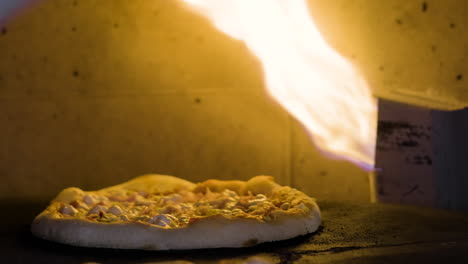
31;201;321;250
32;174;321;250
100;174;197;194
51;174;196;204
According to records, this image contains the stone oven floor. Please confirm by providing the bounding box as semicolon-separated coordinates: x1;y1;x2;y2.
2;200;468;263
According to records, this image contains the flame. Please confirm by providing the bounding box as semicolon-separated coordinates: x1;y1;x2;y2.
182;0;377;170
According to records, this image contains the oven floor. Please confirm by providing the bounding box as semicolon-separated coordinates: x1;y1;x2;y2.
2;200;468;263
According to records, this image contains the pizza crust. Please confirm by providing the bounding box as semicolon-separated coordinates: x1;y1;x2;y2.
31;174;321;250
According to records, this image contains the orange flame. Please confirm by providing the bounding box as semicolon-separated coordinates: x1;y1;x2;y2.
182;0;377;170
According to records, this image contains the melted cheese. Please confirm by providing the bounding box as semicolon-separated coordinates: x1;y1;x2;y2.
56;184;312;228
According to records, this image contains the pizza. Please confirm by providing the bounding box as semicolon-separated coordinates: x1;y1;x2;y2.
31;175;321;250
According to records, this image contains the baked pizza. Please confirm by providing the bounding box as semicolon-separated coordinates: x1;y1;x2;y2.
31;175;321;250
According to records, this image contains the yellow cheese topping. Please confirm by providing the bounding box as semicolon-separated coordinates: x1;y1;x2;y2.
56;185;313;228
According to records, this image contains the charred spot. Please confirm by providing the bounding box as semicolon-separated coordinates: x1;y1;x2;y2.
456;74;463;81
395;19;403;25
422;2;428;12
194;97;202;104
71;26;77;32
72;0;78;6
243;238;259;247
98;211;105;218
1;27;6;35
70;200;80;208
431;45;437;52
72;70;79;77
450;23;456;28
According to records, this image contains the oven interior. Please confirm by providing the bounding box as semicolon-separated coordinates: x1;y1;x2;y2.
1;0;468;263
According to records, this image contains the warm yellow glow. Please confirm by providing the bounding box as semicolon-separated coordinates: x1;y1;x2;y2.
182;0;377;170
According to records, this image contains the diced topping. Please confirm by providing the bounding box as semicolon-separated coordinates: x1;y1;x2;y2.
159;204;182;214
134;195;151;206
108;205;122;216
297;203;309;213
220;209;231;215
148;214;179;227
256;194;266;199
248;194;267;206
178;215;189;224
83;195;94;205
222;189;238;198
161;194;182;204
179;203;192;210
280;203;290;211
70;200;88;210
56;183;313;227
87;205;108;215
58;204;78;216
232;208;244;214
137;190;148;197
